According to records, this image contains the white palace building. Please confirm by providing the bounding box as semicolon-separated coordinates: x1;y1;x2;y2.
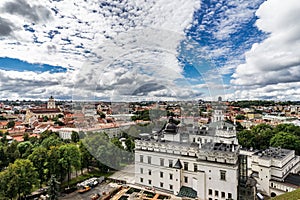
135;105;300;199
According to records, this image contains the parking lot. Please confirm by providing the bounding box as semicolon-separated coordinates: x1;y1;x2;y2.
61;181;119;200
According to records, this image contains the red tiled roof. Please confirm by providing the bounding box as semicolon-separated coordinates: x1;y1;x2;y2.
29;109;61;114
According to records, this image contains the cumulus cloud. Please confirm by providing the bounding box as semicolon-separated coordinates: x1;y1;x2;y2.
231;0;300;100
0;0;201;100
0;17;14;36
2;0;53;23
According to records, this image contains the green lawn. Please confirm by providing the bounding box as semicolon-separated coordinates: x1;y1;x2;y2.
272;189;300;200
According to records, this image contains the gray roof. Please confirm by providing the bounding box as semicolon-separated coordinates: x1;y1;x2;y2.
173;159;182;169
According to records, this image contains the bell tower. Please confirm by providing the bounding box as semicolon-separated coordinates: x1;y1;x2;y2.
47;96;56;109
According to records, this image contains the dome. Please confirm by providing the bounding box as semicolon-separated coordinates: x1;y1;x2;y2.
164;116;178;133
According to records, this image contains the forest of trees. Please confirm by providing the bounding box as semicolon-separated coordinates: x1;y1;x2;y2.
237;123;300;154
0;130;135;199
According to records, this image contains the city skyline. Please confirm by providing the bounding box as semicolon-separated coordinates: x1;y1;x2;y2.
0;0;299;101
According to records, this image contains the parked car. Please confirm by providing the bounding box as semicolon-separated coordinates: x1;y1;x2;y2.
78;186;91;194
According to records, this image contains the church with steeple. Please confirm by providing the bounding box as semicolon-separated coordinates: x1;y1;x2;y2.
25;96;63;124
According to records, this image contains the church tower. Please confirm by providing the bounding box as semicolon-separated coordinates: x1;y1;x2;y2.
47;96;56;109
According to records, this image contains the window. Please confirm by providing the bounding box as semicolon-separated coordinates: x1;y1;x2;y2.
169;173;173;180
184;162;188;170
148;180;152;185
160;158;164;166
221;192;225;198
160;171;164;178
194;163;197;172
140;168;143;174
140;155;143;163
148;156;151;164
220;170;226;181
209;189;212;195
209;198;212;200
184;176;188;183
160;182;164;188
228;193;232;199
148;169;152;175
215;190;218;197
140;178;143;183
169;160;173;167
169;184;173;190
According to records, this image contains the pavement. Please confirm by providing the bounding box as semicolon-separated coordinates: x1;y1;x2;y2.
60;181;118;200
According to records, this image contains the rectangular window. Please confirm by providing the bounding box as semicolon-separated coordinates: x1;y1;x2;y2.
220;170;226;181
221;192;225;198
140;155;143;163
169;160;173;167
215;190;218;197
228;193;232;199
160;171;164;178
148;169;152;175
169;184;173;190
160;182;164;188
148;180;152;185
184;176;188;183
184;162;188;170
140;178;143;183
169;173;173;180
194;163;197;172
160;158;164;166
209;189;212;195
148;156;151;164
140;168;143;174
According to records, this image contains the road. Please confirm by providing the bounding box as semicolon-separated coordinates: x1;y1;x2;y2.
60;182;118;200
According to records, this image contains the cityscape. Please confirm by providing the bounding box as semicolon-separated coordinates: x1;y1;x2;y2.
0;0;300;200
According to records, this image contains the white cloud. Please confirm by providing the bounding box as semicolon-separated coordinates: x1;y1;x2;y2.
0;0;201;100
231;0;300;100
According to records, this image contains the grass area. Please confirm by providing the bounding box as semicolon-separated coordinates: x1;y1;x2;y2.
272;189;300;200
61;170;114;189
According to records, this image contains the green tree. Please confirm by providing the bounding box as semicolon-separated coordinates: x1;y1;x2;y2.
43;116;49;122
270;132;300;154
7;120;15;128
0;169;16;199
0;143;8;170
23;132;29;141
17;141;33;158
79;141;93;173
71;131;80;143
41;135;63;149
58;144;81;187
29;146;48;187
111;137;123;149
6;140;20;164
125;137;135;152
235;114;246;120
237;130;255;149
4;159;38;199
47;175;60;200
46;146;63;182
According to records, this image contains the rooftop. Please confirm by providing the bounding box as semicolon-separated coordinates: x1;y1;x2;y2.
253;147;292;160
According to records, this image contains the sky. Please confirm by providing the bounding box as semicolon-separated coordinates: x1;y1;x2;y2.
0;0;299;101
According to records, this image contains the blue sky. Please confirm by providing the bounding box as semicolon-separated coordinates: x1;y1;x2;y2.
0;0;299;101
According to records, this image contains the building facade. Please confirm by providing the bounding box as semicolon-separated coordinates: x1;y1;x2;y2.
135;107;240;199
135;105;300;199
